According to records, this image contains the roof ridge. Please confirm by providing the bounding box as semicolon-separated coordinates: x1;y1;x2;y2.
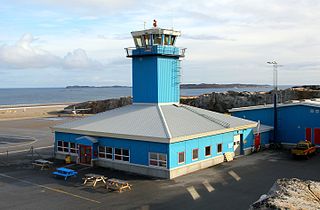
157;105;172;138
181;105;231;128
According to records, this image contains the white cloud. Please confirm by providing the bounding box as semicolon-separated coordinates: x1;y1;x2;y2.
0;34;103;70
0;33;60;68
63;49;103;70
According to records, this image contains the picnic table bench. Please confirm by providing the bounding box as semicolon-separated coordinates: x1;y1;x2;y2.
32;159;53;170
82;173;107;188
52;167;77;181
106;178;132;192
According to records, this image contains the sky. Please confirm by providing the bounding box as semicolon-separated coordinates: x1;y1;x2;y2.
0;0;319;88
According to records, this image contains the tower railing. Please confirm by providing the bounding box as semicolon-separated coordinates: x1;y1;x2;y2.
125;46;186;58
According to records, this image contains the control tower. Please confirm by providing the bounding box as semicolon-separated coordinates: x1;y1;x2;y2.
125;22;186;104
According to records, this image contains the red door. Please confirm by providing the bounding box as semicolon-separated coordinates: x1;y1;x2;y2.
306;128;312;141
314;128;320;145
79;145;92;165
254;134;261;150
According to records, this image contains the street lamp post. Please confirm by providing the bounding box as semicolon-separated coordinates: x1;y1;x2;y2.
267;61;281;145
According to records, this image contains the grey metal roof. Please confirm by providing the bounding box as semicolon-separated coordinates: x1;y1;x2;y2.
54;104;257;143
253;124;273;134
229;99;320;112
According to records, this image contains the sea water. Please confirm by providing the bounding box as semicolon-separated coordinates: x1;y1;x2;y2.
0;86;291;106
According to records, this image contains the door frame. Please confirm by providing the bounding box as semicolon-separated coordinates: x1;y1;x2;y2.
314;128;320;145
78;144;92;165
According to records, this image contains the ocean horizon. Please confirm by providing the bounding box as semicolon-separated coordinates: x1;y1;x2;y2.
0;86;292;106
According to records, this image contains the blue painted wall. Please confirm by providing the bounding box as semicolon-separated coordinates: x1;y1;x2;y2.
157;57;180;103
55;132;169;167
55;128;255;169
168;129;254;169
232;108;274;126
231;105;320;145
132;56;158;103
277;105;320;144
132;46;180;104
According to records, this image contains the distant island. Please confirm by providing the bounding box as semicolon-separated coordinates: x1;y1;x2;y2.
180;83;270;89
66;85;131;89
66;83;270;89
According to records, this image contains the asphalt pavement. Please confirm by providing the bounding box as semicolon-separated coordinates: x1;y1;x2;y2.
0;149;319;210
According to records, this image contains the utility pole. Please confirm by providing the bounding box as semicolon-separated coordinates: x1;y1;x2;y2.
267;61;282;146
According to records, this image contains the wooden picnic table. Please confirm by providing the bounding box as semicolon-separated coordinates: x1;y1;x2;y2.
106;178;132;192
32;159;53;170
82;173;107;188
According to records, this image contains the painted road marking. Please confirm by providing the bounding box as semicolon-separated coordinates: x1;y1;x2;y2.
0;145;53;155
202;180;214;192
228;170;241;181
0;173;101;204
186;186;200;200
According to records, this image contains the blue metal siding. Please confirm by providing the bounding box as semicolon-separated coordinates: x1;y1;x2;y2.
132;45;180;104
232;105;320;145
168;131;250;169
232;108;273;126
54;132;169;166
260;131;271;145
157;57;179;103
132;56;158;103
277;105;320;144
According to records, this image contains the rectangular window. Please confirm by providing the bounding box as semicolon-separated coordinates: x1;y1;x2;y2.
178;152;185;164
153;34;162;45
98;146;113;159
217;143;222;153
149;152;167;168
134;37;142;47
57;141;63;151
114;148;129;162
192;149;198;160
57;140;70;153
70;142;77;153
63;142;69;152
205;146;211;157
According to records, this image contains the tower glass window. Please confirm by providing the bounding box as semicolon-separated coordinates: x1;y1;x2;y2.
144;34;151;46
134;36;143;48
153;34;162;45
164;35;170;45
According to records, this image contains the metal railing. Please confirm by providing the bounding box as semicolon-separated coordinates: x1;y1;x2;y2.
125;46;186;57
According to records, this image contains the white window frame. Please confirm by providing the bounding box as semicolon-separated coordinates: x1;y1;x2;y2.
178;151;185;164
57;140;78;154
69;142;78;154
114;148;130;162
149;152;167;168
205;146;211;157
192;148;199;161
98;146;113;160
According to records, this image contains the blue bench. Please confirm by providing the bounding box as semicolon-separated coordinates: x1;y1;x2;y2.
52;167;78;180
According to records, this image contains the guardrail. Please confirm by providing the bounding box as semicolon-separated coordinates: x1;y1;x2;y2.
125;46;186;58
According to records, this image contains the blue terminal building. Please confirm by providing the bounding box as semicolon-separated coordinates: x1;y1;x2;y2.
53;26;257;179
230;100;320;147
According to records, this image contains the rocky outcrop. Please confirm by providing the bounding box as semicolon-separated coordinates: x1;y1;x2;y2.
64;97;132;114
250;178;320;210
65;87;320;114
181;88;320;113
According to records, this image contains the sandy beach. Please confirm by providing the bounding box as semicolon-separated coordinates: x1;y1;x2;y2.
0;103;73;121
